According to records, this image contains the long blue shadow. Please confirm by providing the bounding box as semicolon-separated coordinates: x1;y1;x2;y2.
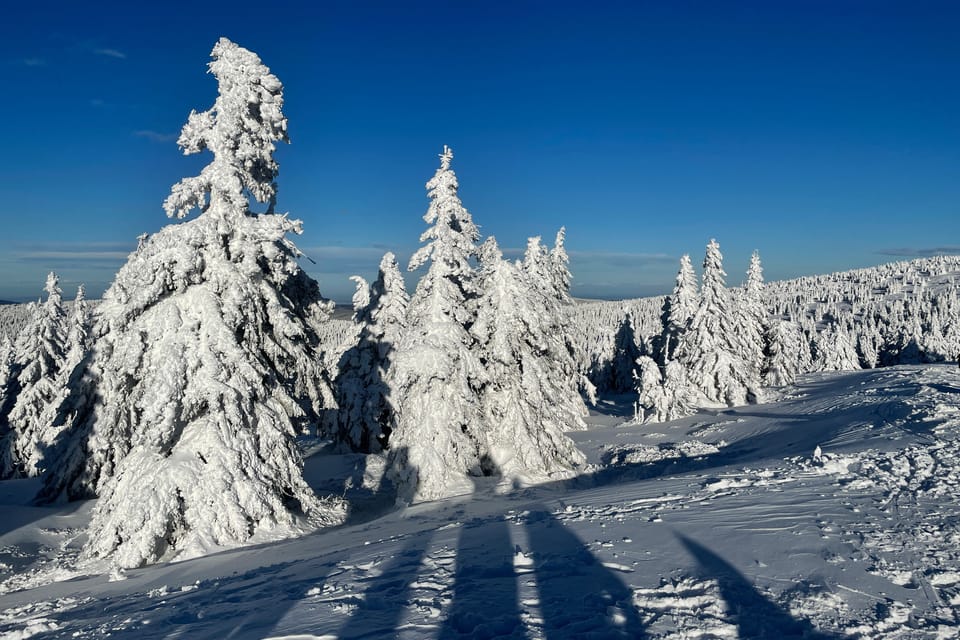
335;530;436;639
526;506;647;639
677;534;842;639
438;514;523;639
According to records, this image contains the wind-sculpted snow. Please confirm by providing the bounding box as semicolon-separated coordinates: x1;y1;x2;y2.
1;364;959;638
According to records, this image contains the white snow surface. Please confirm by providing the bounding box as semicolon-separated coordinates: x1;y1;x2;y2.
1;364;960;638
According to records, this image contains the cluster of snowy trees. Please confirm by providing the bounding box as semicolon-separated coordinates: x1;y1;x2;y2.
568;249;960;423
331;146;589;503
0;38;589;568
0;274;90;479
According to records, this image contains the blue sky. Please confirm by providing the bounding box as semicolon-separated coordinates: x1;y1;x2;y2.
1;1;958;303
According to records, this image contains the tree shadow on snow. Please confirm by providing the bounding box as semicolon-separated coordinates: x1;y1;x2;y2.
677;533;842;639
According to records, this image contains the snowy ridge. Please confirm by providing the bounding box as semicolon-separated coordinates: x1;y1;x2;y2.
0;364;959;637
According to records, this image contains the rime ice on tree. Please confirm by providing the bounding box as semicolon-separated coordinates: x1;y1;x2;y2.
661;254;698;362
329;252;409;452
387;146;488;503
675;239;761;407
1;273;69;478
472;237;586;480
41;38;343;568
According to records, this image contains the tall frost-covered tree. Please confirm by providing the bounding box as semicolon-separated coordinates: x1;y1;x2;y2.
0;334;13;405
0;333;18;478
634;355;666;423
472;238;586;480
65;285;91;362
661;360;698;420
387;146;487;504
2;273;69;478
521;236;592;424
17;284;93;477
548;227;597;406
329;252;409;452
548;227;573;303
42;38;344;568
736;251;767;375
763;319;810;387
604;312;641;393
675;239;761;406
661;254;698;362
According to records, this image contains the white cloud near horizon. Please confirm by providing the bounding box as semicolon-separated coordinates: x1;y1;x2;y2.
133;130;178;143
94;48;127;59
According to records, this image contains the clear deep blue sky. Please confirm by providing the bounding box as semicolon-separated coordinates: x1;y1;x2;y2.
1;0;958;303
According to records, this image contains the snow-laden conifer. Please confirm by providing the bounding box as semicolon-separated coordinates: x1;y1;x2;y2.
661;254;698;361
634;355;666;423
661;359;697;420
2;273;69;478
548;227;597;406
472;237;586;480
675;240;761;406
605;312;642;393
387;146;487;504
66;285;91;359
816;323;862;371
736;251;767;375
763;319;810;387
0;334;12;402
41;38;343;568
548;227;573;303
0;333;16;478
329;252;408;452
18;285;94;477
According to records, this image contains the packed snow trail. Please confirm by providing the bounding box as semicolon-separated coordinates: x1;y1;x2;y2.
1;365;959;638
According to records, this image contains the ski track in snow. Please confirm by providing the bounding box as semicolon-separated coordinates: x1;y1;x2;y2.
1;365;960;638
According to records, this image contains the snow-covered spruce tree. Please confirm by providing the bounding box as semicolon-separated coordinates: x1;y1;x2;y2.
735;251;767;375
674;239;761;406
521;236;593;425
763;319;809;387
604;312;642;393
387;146;488;504
0;334;13;402
42;38;344;568
1;273;69;478
816;323;862;372
471;237;586;480
660;254;698;362
15;284;94;477
66;285;91;362
329;252;409;452
548;227;597;406
661;359;697;420
634;355;666;423
548;227;573;303
0;333;17;478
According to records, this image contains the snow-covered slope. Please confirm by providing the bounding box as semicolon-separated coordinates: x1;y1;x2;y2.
2;364;958;638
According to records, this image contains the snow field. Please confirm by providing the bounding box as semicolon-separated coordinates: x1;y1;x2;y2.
0;365;957;637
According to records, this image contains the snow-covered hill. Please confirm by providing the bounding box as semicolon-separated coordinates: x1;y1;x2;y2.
2;364;958;638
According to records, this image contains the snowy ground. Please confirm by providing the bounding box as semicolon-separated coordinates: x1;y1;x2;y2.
2;364;960;639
